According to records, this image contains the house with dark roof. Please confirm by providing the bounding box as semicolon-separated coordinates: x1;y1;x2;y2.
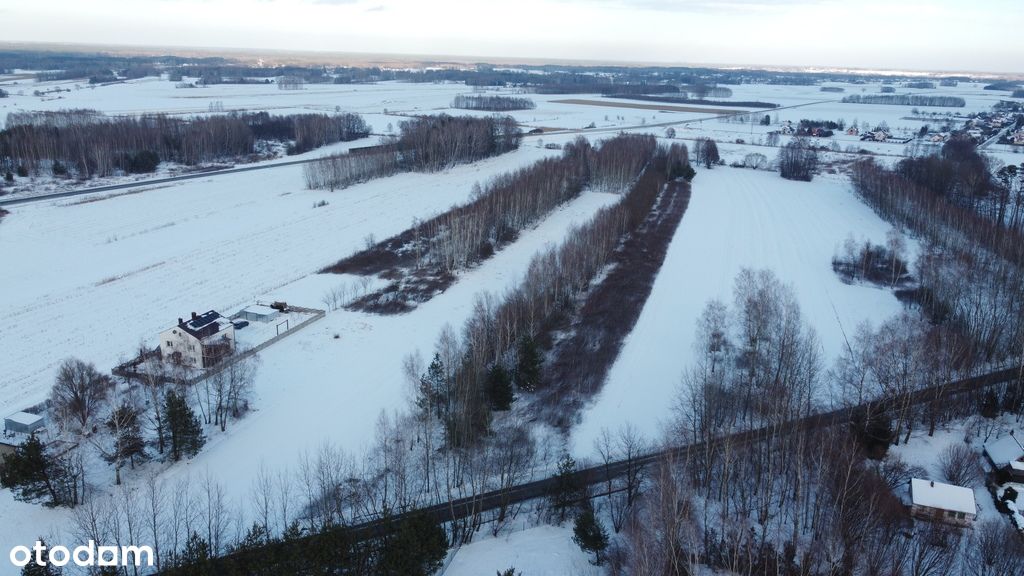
159;310;235;368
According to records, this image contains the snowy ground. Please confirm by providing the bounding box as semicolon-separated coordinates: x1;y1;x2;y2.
571;167;915;455
0;144;560;417
445;523;602;576
1;76;1013;572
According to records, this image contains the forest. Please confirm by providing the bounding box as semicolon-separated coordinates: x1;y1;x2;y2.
0;110;369;178
303;114;521;190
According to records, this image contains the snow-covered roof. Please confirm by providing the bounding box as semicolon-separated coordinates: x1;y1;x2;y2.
242;304;278;316
984;434;1024;467
910;478;976;515
5;411;43;426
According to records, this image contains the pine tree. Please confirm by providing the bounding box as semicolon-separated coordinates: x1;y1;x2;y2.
516;336;542;392
164;391;205;461
105;402;147;484
20;538;61;575
0;435;65;505
179;531;212;573
550;454;582;522
486;364;514;411
376;513;448;576
572;502;609;566
420;353;447;419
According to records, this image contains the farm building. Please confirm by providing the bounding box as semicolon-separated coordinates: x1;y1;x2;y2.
4;411;44;434
984;433;1024;481
909;478;977;526
159;310;236;369
236;304;280;323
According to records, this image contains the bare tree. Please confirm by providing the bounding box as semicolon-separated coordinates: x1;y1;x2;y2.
50;357;112;433
938;443;982;486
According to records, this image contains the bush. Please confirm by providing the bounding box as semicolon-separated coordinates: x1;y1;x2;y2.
126;150;160;173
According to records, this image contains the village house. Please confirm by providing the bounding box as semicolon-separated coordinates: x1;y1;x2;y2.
909;478;977;526
159;310;236;369
1013;130;1024;145
846;126;859;136
984;433;1024;482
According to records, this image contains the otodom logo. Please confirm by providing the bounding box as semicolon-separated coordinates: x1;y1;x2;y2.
9;540;154;569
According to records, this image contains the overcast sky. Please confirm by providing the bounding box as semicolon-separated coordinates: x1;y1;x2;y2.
3;0;1021;73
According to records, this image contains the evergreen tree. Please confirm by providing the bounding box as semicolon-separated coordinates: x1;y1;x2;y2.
420;353;447;419
486;364;514;411
164;391;205;461
573;502;609;565
376;513;448;576
0;435;67;505
178;532;212;574
516;336;542;392
20;538;61;575
550;454;582;522
105;402;147;483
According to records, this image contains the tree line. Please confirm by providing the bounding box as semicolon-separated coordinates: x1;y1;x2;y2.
420;140;681;448
303;114;521;191
327;135;660;313
842;94;966;107
0;110;369;178
851;146;1024;365
451;94;536;111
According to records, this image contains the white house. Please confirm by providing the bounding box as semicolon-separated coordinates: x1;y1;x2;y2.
909;478;976;526
160;311;235;369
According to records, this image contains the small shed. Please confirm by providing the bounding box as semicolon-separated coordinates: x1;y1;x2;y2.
909;478;976;526
4;412;44;434
237;304;280;323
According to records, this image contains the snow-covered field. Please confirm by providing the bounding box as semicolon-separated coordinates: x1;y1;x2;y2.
0;144;560;416
571;167;914;455
1;75;1009;572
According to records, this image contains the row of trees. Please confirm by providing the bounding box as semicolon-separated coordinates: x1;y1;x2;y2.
451;94;536;111
325;134;661;314
411;134;656;274
303;114;521;190
842;94;966;107
0;111;369;178
421;143;680;448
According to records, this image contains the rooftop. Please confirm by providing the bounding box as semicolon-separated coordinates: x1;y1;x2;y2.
5;411;43;427
984;434;1024;467
910;478;976;515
